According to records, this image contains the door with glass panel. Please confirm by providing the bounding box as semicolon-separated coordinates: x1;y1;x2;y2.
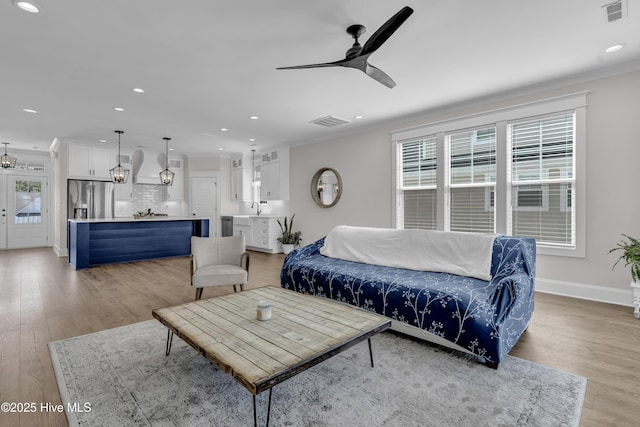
6;175;48;248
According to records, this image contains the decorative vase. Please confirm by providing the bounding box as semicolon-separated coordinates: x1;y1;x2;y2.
282;244;295;255
631;280;640;319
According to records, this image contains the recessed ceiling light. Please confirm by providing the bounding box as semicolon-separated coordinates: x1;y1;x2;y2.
99;139;107;143
218;148;224;151
220;128;228;132
354;115;364;120
249;138;256;142
131;87;145;93
249;116;259;120
605;43;626;53
113;107;124;112
13;1;41;13
23;108;38;113
169;148;175;151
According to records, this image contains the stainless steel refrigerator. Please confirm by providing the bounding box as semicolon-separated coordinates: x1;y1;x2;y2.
67;179;115;220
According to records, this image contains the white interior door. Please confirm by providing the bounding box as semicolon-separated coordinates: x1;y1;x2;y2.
190;176;218;237
6;175;48;248
0;175;7;249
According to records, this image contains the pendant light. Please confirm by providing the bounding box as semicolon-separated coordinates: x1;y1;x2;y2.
159;137;174;185
1;142;17;169
109;130;129;183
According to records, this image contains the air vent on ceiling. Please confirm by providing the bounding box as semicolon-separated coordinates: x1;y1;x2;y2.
603;0;626;22
310;115;352;128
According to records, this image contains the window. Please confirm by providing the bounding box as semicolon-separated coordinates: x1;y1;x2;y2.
509;113;575;246
398;136;437;230
15;180;42;224
392;93;586;257
447;127;496;233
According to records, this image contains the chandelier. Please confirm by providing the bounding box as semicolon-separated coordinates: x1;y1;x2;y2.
109;130;130;183
159;137;174;185
1;142;17;169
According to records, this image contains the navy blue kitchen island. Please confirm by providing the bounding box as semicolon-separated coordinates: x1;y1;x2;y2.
68;217;209;270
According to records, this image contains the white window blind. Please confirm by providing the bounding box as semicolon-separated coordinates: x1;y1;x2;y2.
400;136;437;230
509;113;575;246
447;127;496;233
403;189;437;230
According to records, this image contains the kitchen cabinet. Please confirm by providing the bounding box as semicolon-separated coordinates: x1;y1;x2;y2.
68;145;115;180
232;216;253;247
230;154;253;201
251;217;280;251
233;215;283;253
259;147;289;201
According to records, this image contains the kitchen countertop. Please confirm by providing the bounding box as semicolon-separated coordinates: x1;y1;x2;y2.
231;215;283;218
68;217;210;223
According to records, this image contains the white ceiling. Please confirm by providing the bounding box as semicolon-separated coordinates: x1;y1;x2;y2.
1;0;639;156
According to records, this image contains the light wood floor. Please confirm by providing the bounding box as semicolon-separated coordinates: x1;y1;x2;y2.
0;248;638;426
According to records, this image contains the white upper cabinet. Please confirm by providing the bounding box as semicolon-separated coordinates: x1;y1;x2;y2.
230;154;253;201
68;145;115;180
259;147;289;201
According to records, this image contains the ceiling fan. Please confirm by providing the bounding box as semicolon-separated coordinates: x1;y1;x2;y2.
277;6;414;88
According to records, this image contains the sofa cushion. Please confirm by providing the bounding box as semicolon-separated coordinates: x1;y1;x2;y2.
319;225;497;281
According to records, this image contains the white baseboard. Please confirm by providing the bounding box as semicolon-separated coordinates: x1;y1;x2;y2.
53;244;68;257
536;277;633;307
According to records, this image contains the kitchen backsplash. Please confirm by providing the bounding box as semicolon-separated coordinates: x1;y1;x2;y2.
236;199;289;217
115;186;185;217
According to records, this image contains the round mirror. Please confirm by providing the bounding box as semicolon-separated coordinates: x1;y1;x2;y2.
311;167;342;208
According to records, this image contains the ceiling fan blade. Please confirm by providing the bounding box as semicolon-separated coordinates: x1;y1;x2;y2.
361;6;414;56
364;63;396;88
276;60;344;70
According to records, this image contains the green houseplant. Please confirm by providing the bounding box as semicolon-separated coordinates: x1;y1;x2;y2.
277;214;302;254
609;234;640;282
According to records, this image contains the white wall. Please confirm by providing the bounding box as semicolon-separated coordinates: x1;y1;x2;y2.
289;69;640;304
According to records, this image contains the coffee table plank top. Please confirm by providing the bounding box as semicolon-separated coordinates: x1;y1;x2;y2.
152;286;390;394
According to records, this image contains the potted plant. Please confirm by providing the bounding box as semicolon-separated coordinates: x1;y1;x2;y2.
610;234;640;282
277;214;302;255
609;234;640;319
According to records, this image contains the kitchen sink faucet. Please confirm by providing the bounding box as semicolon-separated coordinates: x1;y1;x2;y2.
251;201;265;215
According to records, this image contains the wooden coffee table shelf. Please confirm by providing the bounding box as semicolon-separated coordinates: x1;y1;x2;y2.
152;286;391;426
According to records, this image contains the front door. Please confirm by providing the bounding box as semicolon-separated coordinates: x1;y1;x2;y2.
6;175;48;248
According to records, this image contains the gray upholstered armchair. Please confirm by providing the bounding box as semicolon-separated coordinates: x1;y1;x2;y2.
190;236;250;300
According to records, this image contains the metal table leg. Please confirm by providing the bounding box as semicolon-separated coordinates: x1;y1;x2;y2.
368;338;374;367
165;329;174;356
253;388;273;427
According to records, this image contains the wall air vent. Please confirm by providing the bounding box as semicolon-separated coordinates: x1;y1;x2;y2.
310;115;352;127
603;0;626;22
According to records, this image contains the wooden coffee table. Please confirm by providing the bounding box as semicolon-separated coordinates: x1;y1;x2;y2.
152;286;391;426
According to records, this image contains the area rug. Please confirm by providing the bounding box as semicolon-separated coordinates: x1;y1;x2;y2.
49;320;586;426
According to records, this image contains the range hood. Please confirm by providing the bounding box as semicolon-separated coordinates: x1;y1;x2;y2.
131;149;166;185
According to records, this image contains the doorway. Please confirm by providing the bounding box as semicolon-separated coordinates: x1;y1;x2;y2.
0;174;48;249
190;176;219;237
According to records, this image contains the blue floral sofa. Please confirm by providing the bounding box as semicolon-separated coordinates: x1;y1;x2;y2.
280;226;536;368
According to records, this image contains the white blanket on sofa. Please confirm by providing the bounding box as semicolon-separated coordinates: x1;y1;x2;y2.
320;226;497;281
